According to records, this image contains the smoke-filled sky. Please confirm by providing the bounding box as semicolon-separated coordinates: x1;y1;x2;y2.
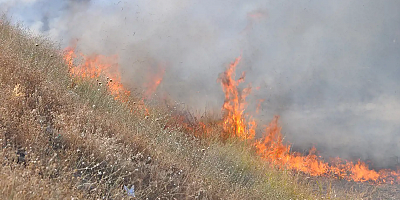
2;0;400;169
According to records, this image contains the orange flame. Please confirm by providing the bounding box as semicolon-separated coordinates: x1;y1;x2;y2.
218;56;256;140
64;46;76;70
220;57;400;183
63;45;400;184
253;116;399;183
63;46;130;100
144;64;165;99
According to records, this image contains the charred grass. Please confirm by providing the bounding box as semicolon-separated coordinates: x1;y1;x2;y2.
0;17;381;199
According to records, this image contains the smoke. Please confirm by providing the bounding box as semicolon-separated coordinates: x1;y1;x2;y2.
3;0;400;169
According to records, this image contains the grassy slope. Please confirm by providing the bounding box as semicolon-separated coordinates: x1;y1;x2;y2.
0;18;363;199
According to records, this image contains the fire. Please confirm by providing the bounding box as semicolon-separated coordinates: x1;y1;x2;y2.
63;46;130;100
218;56;256;140
63;44;400;184
144;64;165;99
220;57;400;184
64;46;76;70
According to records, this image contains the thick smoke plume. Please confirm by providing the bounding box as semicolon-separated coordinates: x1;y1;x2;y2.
3;0;400;169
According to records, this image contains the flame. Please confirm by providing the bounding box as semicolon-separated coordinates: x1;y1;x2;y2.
63;44;400;184
253;116;399;182
63;46;130;100
144;64;165;99
218;56;256;140
64;46;76;70
219;57;400;183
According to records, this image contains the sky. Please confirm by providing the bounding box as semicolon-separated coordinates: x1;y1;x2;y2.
2;0;400;169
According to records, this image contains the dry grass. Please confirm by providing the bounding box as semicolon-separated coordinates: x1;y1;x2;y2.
0;17;380;199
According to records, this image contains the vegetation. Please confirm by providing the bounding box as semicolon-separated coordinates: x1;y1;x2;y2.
0;17;382;199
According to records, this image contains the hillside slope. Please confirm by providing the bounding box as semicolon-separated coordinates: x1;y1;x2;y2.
0;18;365;199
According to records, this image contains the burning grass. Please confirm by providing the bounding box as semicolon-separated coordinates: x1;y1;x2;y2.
218;57;400;185
0;17;393;199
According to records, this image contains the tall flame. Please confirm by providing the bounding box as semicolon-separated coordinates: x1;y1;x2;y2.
219;57;400;184
63;45;400;184
218;56;256;140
